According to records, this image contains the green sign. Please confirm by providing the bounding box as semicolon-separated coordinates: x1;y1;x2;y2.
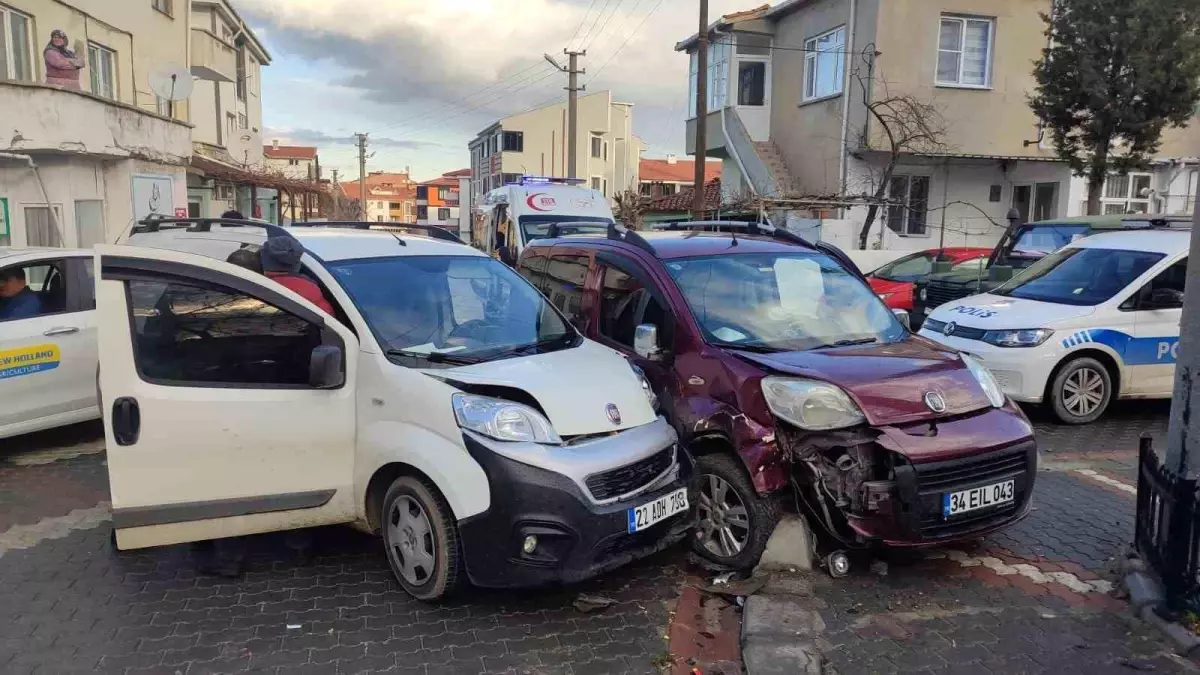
0;198;9;246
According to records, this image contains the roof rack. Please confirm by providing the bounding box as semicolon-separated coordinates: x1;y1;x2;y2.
650;220;865;278
606;223;656;255
130;217;297;240
289;221;464;244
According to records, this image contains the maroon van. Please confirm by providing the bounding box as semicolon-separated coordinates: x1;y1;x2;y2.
517;223;1038;570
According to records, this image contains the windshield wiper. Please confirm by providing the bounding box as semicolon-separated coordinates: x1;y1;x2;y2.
717;342;789;354
809;337;878;350
480;333;578;361
385;349;480;365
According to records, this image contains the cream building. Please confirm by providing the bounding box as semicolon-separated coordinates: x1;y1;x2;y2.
678;1;1199;250
468;91;643;207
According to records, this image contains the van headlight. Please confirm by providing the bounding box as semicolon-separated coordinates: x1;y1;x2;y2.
452;394;562;444
761;376;865;430
630;364;659;411
981;328;1053;348
961;354;1006;408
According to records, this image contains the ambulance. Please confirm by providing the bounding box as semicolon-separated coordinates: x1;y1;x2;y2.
920;225;1190;424
472;177;615;263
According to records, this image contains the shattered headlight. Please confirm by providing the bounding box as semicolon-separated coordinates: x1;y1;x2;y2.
761;376;866;431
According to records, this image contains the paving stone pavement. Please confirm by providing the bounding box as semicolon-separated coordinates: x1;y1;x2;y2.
0;400;1187;674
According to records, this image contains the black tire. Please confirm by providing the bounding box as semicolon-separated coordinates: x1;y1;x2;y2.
380;475;463;601
690;453;778;570
1047;356;1113;425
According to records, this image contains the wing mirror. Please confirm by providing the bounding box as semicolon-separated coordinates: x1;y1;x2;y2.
309;345;345;389
634;324;663;360
892;308;911;330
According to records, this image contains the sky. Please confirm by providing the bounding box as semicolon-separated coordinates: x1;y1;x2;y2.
240;0;751;182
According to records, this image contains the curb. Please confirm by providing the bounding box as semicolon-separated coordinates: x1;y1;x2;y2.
740;576;825;674
1120;564;1200;657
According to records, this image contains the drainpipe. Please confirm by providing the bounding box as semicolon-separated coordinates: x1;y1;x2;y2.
838;0;858;197
0;152;67;245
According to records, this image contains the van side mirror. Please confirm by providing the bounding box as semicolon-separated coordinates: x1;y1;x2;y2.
892;309;911;329
989;265;1013;282
309;345;345;389
1148;288;1185;310
634;324;663;360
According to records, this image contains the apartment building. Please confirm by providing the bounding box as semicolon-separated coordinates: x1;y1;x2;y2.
638;155;721;200
415;169;470;237
0;0;192;247
677;1;1199;250
468;91;643;207
342;171;416;223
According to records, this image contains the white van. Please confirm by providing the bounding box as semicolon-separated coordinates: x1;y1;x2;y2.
473;177;615;263
99;219;692;600
919;227;1190;424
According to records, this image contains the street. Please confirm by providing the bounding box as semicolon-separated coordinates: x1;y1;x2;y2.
1;401;1191;675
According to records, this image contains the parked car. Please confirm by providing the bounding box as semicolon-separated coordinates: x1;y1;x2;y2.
518;223;1039;570
0;247;99;440
911;214;1193;328
867;247;991;311
920;224;1190;424
99;218;694;600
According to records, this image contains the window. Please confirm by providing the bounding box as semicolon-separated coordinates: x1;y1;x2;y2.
873;253;934;282
74;200;105;248
602;179;608;197
0;260;71;322
688;51;699;117
661;183;677;197
151;0;172;16
1093;173;1153;214
543;254;589;326
598;266;667;350
738;62;766;106
417;205;428;220
80;259;95;310
886;176;930;236
640;183;652;197
438;208;451;220
1012;182;1059;222
1138;257;1187;309
226;112;237;138
126;278;324;386
287;159;298;166
803;26;845;101
238;113;248;130
0;6;34;81
591;177;602;191
603;141;608;161
87;43;116;99
937;16;994;87
25;207;63;247
591;136;603;159
993;247;1164;306
502;131;524;152
156;95;170;117
501;173;522;185
236;45;247;101
687;40;729;115
437;187;450;200
389;202;401;210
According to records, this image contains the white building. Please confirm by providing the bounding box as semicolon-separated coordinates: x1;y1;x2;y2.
468;91;643;207
264;141;320;221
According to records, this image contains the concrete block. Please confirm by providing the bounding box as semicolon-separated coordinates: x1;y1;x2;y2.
756;514;813;572
1139;604;1200;656
1124;571;1165;612
742;640;824;675
742;595;826;639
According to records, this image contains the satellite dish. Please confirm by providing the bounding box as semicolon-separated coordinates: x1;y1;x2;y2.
149;65;194;102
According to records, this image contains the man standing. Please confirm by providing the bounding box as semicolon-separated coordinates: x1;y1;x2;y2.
0;268;43;320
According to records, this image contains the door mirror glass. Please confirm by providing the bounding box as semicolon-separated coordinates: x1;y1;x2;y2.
891;308;911;329
1148;288;1185;310
634;323;661;360
309;345;344;389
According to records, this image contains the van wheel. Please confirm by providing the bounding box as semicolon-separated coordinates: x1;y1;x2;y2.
691;454;777;570
1048;357;1112;425
380;476;463;601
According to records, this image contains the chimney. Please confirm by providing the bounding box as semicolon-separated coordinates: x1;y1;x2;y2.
272;139;279;149
666;153;677;165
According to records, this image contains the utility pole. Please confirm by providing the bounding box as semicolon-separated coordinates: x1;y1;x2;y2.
545;50;585;179
692;0;709;218
331;168;341;220
1165;183;1200;476
355;133;369;220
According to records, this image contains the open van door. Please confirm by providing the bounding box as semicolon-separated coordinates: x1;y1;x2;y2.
95;244;359;550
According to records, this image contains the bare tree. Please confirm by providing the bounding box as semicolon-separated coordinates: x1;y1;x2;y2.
613;189;647;230
852;57;950;249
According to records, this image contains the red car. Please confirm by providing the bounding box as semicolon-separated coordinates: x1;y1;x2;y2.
867;247;991;311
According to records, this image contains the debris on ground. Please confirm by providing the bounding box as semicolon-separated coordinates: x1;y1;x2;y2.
870;560;889;577
573;593;618;613
701;572;768;599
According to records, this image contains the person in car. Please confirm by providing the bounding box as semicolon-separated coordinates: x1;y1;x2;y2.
0;268;43;320
222;209;246;220
259;236;336;315
226;247;263;274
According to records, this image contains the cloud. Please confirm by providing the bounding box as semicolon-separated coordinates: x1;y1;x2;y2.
263;127;440;150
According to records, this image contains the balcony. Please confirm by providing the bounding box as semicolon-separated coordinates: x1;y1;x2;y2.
191;28;237;82
0;81;191;163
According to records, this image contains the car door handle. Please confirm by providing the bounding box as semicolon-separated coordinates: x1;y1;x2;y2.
112;397;141;446
43;326;79;336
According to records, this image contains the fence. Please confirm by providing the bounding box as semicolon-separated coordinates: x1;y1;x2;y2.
1135;435;1200;614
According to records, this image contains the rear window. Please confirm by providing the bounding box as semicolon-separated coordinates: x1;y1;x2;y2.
1009;225;1090;258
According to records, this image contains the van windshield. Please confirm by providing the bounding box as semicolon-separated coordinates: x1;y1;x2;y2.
666;253;905;352
328;255;576;365
992;247;1165;306
520;215;613;243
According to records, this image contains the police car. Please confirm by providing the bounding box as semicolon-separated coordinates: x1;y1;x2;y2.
919;228;1189;424
0;248;99;440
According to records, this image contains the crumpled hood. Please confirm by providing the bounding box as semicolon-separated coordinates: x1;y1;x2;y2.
734;338;992;426
431;339;655;437
926;293;1097;329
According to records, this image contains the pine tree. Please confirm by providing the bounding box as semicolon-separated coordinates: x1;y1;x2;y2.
1030;0;1200;215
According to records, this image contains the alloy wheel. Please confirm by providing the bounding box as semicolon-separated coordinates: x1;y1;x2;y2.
1062;366;1106;418
387;495;436;586
695;473;750;558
